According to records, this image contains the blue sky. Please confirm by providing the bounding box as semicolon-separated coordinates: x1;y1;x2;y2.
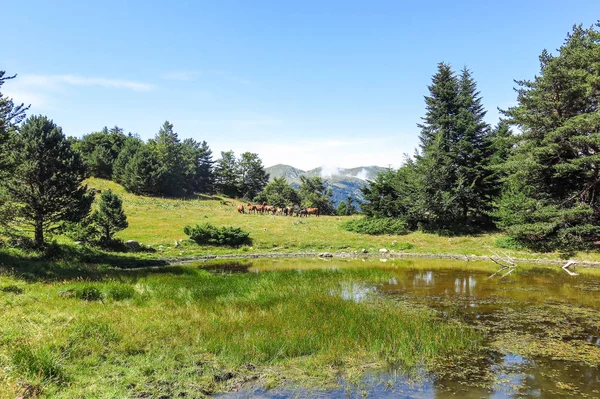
2;1;599;169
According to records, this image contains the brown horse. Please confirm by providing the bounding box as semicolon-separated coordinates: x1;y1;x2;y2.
246;203;256;214
264;205;276;214
276;207;285;215
306;207;319;217
237;204;245;214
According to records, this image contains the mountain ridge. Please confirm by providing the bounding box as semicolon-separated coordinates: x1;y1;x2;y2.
264;164;387;207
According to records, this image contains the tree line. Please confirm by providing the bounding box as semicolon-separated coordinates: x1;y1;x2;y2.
0;71;337;246
361;23;600;251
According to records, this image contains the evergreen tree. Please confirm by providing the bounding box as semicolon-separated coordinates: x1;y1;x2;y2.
452;67;493;224
121;145;163;196
298;176;335;214
93;189;128;243
72;126;127;178
4;115;93;246
0;71;29;233
254;177;300;207
214;151;239;197
0;71;29;176
414;63;493;230
336;200;348;216
112;135;144;185
151;121;185;196
496;23;600;250
181;138;215;194
237;152;269;200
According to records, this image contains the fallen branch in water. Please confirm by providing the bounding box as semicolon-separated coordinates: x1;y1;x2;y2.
562;260;578;276
488;249;517;278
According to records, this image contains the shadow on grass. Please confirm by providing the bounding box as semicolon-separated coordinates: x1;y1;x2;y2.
0;244;176;283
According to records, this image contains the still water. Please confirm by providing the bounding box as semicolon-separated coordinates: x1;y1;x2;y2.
205;258;600;398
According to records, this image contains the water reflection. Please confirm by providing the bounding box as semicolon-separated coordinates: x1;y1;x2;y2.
196;258;600;398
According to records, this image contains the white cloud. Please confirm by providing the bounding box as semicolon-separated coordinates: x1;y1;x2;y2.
16;74;154;92
354;168;369;180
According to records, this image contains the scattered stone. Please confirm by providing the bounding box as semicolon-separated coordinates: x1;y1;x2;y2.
361;248;367;254
318;252;333;258
158;245;164;252
379;248;389;253
125;240;140;250
174;240;180;247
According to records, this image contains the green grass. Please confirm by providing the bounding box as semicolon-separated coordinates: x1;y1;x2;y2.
45;178;596;262
0;264;480;398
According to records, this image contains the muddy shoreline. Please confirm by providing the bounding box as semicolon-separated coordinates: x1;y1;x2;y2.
160;251;600;268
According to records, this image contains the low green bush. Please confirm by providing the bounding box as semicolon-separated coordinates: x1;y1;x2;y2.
184;223;251;246
342;218;408;236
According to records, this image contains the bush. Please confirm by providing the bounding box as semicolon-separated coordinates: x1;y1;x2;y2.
342;218;408;235
184;223;251;246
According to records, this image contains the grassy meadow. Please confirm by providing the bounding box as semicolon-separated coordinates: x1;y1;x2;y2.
60;178;600;263
0;264;481;398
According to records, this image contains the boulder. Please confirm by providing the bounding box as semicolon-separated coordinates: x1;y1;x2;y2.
379;248;389;254
361;248;367;254
318;252;333;258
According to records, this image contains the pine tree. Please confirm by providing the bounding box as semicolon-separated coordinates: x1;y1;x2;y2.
254;177;300;207
496;23;600;250
414;63;494;231
93;189;128;243
214;151;239;197
72;126;126;178
237;152;269;200
112;136;144;185
0;71;29;176
298;176;335;214
414;63;462;229
151;121;185;196
181;138;215;194
4;115;93;246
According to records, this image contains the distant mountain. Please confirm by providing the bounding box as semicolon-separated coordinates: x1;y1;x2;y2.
265;164;387;207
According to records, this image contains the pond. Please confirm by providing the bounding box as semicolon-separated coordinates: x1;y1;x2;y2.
201;258;600;398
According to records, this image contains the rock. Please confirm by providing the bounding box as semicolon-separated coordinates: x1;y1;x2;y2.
379;248;389;253
174;240;180;247
158;245;164;252
125;240;140;250
361;248;367;254
318;252;333;258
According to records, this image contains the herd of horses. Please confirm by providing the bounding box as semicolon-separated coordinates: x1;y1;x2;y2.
237;202;320;217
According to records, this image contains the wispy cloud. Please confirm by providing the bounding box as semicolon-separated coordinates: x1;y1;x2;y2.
19;74;154;92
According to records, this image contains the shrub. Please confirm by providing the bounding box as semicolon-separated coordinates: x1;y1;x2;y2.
184;223;251;246
342;218;408;236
